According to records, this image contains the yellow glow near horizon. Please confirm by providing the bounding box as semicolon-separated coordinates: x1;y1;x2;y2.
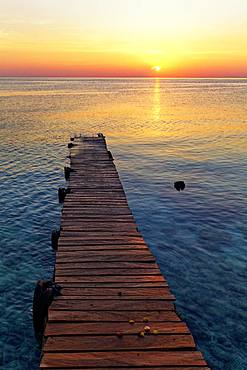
0;0;246;77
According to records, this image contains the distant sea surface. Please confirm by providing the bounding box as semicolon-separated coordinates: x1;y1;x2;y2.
0;78;246;369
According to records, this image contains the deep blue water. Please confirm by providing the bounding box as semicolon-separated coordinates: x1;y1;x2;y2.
0;78;246;369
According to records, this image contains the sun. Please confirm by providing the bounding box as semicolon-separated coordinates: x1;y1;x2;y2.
151;66;161;72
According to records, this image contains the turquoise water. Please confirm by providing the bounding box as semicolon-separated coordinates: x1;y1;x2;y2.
0;78;246;369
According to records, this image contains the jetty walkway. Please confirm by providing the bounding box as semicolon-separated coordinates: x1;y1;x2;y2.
40;135;209;369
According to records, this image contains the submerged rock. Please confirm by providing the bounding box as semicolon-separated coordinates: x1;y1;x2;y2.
174;181;185;191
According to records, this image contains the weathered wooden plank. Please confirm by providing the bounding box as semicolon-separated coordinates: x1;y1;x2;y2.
41;367;210;370
40;351;207;368
62;211;133;217
55;268;161;276
55;276;164;283
67;195;127;199
55;255;155;263
64;199;127;203
63;204;130;209
59;287;171;297
58;238;145;245
61;225;138;232
48;310;180;323
63;210;131;215
58;235;143;241
66;190;126;195
60;233;143;239
68;181;122;186
50;299;174;311
44;334;195;352
45;322;189;336
61;217;135;222
57;245;149;252
69;177;121;181
62;223;136;231
56;279;168;289
64;199;128;204
68;188;124;192
56;250;152;257
55;262;158;269
55;294;175;301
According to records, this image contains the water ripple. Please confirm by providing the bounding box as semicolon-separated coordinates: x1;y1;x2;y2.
0;78;246;369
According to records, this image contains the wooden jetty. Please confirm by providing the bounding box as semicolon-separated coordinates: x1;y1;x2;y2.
40;135;210;369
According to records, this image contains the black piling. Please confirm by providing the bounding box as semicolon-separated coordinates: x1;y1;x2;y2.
174;181;186;191
33;280;61;343
51;229;60;250
64;166;71;180
58;187;70;203
108;150;114;160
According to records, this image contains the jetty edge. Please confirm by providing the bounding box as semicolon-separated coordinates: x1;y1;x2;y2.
39;134;210;369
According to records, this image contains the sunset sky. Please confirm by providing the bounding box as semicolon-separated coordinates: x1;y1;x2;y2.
0;0;247;77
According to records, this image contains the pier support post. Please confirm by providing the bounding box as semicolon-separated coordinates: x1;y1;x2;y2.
108;150;114;160
51;229;60;250
33;280;61;343
64;166;71;180
58;187;70;203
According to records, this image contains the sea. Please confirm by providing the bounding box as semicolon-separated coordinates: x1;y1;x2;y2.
0;77;246;369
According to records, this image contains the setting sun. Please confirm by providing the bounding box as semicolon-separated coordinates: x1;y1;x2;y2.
151;66;161;72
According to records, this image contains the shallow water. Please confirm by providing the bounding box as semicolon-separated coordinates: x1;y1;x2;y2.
0;78;246;369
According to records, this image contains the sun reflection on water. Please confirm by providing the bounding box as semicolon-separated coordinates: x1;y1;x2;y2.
152;78;161;121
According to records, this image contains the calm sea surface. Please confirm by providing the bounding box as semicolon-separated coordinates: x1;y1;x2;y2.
0;78;246;369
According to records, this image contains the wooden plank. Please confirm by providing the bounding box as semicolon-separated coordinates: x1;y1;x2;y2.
61;221;137;227
57;282;168;288
57;245;149;252
60;231;141;237
66;191;126;195
50;299;174;311
58;236;144;241
62;204;131;209
64;200;128;204
56;250;152;257
59;287;172;297
64;199;127;203
61;225;138;232
55;268;161;276
41;367;210;370
45;322;189;336
40;351;207;368
55;294;175;301
61;212;133;217
48;310;181;323
55;262;158;269
55;255;155;263
68;182;122;186
61;217;135;222
55;276;164;283
66;196;129;201
44;334;195;352
58;239;146;245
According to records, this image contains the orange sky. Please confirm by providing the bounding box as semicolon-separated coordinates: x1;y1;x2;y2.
0;0;247;77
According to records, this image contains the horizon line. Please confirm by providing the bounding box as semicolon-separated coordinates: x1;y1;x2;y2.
0;75;247;79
